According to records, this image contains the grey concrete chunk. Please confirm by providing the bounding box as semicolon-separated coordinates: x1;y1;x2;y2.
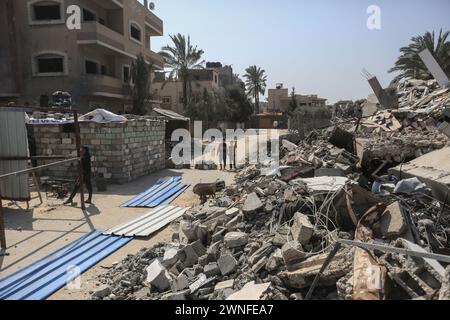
291;212;314;245
224;232;249;248
218;253;238;276
215;279;234;291
204;262;221;277
93;285;111;299
162;247;179;268
146;260;172;292
380;201;406;237
242;192;263;213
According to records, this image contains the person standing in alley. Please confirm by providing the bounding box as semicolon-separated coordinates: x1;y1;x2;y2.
217;138;228;170
64;146;93;205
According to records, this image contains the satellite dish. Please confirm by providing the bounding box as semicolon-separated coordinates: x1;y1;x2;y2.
149;2;155;10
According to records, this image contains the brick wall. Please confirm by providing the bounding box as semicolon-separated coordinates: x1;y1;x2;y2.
33;119;166;184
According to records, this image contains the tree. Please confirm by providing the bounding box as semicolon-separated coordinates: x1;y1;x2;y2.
288;87;298;115
225;85;253;123
130;54;151;115
159;34;204;111
389;29;450;82
243;65;267;114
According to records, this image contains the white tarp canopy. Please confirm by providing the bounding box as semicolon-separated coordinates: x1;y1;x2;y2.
79;109;127;123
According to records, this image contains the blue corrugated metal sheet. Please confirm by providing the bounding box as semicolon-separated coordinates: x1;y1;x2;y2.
0;231;132;300
121;176;189;208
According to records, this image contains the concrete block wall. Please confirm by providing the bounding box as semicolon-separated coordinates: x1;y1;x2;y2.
33;119;165;184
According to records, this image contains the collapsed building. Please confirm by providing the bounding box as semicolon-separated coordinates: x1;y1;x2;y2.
90;78;450;301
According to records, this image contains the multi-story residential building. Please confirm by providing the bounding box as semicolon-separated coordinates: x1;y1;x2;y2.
267;83;327;113
0;0;164;114
153;68;222;115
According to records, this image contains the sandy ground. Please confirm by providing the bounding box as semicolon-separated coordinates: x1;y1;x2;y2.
0;168;236;300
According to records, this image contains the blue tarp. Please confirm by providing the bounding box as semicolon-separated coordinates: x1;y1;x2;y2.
0;231;132;300
121;176;189;208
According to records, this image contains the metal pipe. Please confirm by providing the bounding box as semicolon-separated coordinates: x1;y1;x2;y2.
74;111;85;210
0;156;69;161
305;242;342;300
0;185;6;249
0;158;79;180
338;239;450;263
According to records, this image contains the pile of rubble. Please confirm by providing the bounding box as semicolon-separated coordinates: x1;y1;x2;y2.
91;79;450;301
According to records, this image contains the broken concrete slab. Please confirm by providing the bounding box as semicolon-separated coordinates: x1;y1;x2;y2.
171;273;189;292
226;281;271;300
282;139;298;151
215;279;234;291
389;147;450;202
315;167;344;177
146;260;172;292
224;232;249;248
329;126;355;153
162;247;179;268
177;244;199;268
291;212;314;245
380;202;406;238
242;192;263;213
218;253;238;276
161;291;187;300
281;248;353;289
298;176;349;194
204;262;221;277
281;240;306;268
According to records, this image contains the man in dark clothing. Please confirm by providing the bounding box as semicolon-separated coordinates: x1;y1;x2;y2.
64;146;93;205
217;139;227;170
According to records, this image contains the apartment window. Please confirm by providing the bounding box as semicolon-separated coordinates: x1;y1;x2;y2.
162;97;171;104
214;75;218;83
123;66;130;83
38;57;63;73
82;9;96;22
34;3;61;20
85;60;99;74
129;22;142;43
28;0;64;25
33;52;67;76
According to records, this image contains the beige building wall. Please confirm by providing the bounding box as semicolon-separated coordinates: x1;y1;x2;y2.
268;87;327;114
0;0;164;114
154;69;222;115
268;88;289;112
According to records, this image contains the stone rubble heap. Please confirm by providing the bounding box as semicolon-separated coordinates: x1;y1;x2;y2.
91;79;450;301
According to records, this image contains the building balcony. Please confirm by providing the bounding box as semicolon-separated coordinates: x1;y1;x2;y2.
90;0;124;9
145;12;163;36
77;22;164;70
144;48;164;70
77;21;126;52
79;74;128;99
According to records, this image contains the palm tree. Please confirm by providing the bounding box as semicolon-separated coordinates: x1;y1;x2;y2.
243;66;267;114
389;29;450;82
159;34;204;111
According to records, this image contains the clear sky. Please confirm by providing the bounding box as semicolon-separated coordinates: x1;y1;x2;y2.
147;0;450;103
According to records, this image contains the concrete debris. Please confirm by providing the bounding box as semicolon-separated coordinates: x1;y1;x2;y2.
242;192;264;213
146;260;172;292
291;213;314;245
218;254;238;276
91;82;450;300
226;281;271;300
224;232;249;248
